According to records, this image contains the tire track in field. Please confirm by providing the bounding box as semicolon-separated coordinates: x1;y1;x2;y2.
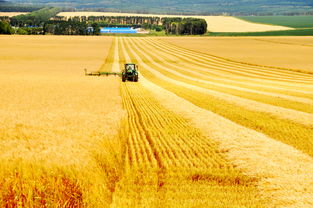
151;38;313;82
142;38;313;89
130;38;313;106
124;37;313;127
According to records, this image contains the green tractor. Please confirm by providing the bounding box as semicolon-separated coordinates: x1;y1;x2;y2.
84;63;139;82
122;63;139;82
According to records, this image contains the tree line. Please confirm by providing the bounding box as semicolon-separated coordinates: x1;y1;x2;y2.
162;18;207;35
0;9;207;35
52;16;206;35
53;16;163;26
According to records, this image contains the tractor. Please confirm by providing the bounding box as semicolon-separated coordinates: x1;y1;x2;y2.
122;63;138;82
84;63;139;82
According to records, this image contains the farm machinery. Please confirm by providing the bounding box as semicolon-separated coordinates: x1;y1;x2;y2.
85;63;139;82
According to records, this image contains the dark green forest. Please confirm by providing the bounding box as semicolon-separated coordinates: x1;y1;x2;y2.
2;0;313;15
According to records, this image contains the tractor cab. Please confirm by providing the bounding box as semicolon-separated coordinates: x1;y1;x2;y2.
122;63;139;82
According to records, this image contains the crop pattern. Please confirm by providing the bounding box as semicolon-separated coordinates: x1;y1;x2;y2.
115;37;313;207
1;36;313;207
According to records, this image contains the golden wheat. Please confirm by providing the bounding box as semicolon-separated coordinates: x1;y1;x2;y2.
120;36;313;207
1;34;313;207
0;36;126;207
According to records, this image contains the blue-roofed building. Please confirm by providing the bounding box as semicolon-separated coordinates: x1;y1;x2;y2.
100;27;137;34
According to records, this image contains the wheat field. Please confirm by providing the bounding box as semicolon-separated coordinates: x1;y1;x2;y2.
0;12;28;17
0;35;313;207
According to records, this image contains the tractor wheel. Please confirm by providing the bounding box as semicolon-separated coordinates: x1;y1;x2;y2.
134;75;138;82
122;76;126;82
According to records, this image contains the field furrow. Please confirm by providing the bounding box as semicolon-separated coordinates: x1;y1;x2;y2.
1;34;312;208
144;38;313;86
129;38;313;113
138;73;313;208
136;38;313;98
148;38;313;82
119;37;313;207
110;37;265;207
123;37;313;127
121;37;313;157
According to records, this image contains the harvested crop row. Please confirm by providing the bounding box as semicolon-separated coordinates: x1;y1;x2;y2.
130;38;313;113
161;37;313;74
120;37;313;207
138;73;313;208
141;38;313;93
107;37;265;207
121;37;313;158
148;38;313;82
137;38;313;98
124;37;313;127
114;83;264;207
145;38;313;87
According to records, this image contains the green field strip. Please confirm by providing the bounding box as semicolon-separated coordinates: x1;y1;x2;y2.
122;37;313;159
150;38;313;81
135;38;313;100
128;38;313;114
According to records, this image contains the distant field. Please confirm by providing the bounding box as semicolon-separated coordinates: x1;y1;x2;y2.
57;12;292;32
238;16;313;28
0;12;28;17
161;36;313;73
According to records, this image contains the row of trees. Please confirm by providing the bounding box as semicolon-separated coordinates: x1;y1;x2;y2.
0;20;99;35
162;18;207;35
53;16;163;26
44;21;99;35
52;16;205;34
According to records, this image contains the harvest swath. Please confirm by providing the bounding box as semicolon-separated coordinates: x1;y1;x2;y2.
0;36;313;207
